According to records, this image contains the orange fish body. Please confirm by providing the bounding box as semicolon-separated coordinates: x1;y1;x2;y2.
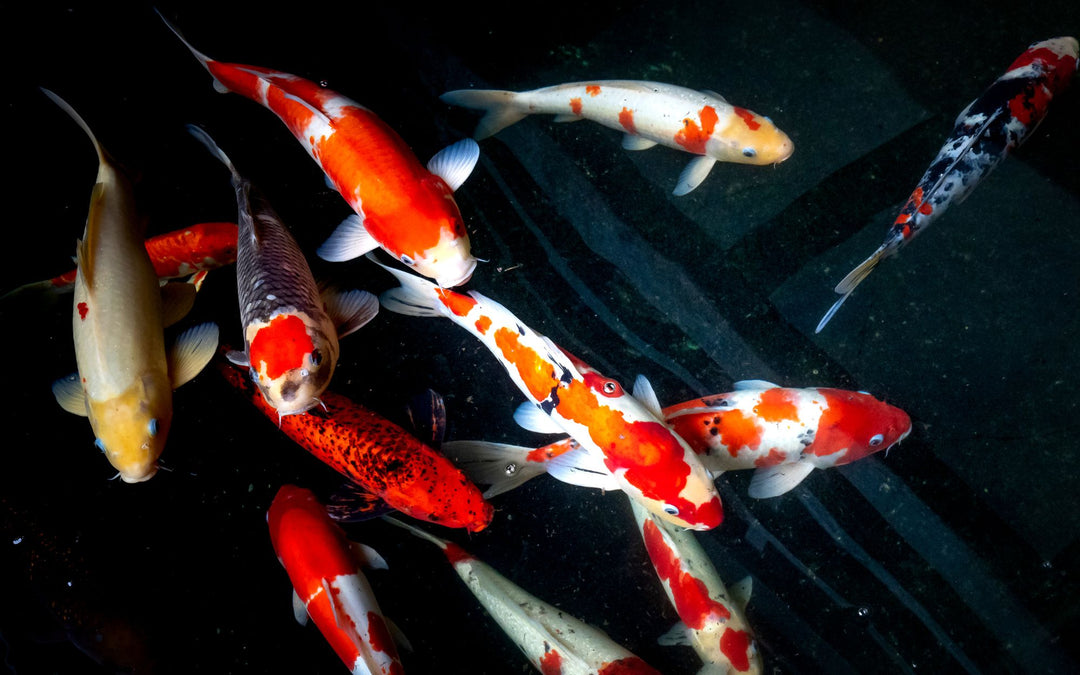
220;359;492;532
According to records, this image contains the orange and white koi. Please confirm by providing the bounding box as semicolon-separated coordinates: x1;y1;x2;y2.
3;222;237;301
188;125;378;417
159;12;480;287
44;90;219;482
446;380;910;499
268;485;404;675
386;517;662;675
219;356;493;532
441;81;793;195
627;499;762;675
816;37;1079;332
373;255;722;530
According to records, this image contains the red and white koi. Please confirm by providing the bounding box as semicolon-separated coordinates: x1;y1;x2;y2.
160;12;480;287
373;256;723;530
446;380;910;499
441;80;793;195
3;221;237;301
219;357;493;532
816;36;1079;332
386;517;662;675
44;90;219;482
268;485;404;675
628;499;762;674
188;125;378;417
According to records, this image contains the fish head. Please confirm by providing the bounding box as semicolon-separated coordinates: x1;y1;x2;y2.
809;389;912;465
246;312;338;416
396;177;477;288
707;108;794;166
87;371;173;483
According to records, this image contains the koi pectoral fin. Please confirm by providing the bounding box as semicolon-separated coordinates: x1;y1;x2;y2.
747;460;816;498
317;213;379;262
427;138;480;192
441;439;551;498
52;373;89;416
168;322;220;389
674;155;718;196
291;590;309;626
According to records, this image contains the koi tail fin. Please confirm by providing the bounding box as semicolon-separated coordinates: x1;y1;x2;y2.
382;515;452;552
156;10;217;77
440;89;527;140
366;253;448;318
440;440;550;499
814;245;888;333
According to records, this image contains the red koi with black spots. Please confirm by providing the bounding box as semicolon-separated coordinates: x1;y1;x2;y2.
268;485;404;675
372;255;723;531
219;357;493;532
446;380;910;500
817;36;1079;332
386;517;662;675
159;11;480;287
441;80;792;195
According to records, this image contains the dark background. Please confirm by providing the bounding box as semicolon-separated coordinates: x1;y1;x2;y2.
1;1;1078;673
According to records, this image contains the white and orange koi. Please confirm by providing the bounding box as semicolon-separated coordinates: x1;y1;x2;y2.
188;125;377;417
268;485;404;675
446;380;910;499
372;255;722;530
816;37;1079;332
159;12;480;287
386;517;662;675
45;90;218;482
441;80;793;195
627;499;762;675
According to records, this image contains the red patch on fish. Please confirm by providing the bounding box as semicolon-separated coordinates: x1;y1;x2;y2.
674;106;719;154
77;302;88;320
733;106;761;131
619;107;637;134
754;388;798;423
570;97;583;115
642;519;730;629
586;85;602;97
720;627;754;672
437;288;478;317
716;409;762;455
249;314;314;380
539;646;563;675
442;542;473;565
365;611;398;663
754;447;787;468
475;315;492;335
598;658;662;674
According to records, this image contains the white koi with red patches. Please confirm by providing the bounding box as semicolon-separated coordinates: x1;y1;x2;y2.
446;381;911;500
386;517;662;675
441;80;793;195
159;12;480;288
627;499;762;674
268;486;403;675
372;256;723;530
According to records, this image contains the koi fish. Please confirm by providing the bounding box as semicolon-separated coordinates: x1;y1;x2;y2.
159;12;480;287
385;517;662;675
267;485;404;675
445;379;910;499
372;255;723;530
628;499;762;675
188;125;378;417
219;357;493;532
44;89;219;482
816;36;1079;332
440;80;793;195
3;222;238;301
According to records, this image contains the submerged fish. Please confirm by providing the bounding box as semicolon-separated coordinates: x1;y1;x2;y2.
628;499;762;674
3;221;237;301
188;125;377;417
268;485;404;675
386;517;662;675
816;36;1079;332
219;357;493;532
44;89;218;482
441;80;793;195
160;11;480;287
446;379;910;499
372;255;723;531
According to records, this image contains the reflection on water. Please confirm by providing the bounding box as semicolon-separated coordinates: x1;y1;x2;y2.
2;1;1078;673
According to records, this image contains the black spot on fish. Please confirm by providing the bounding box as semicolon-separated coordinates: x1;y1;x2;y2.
280;380;299;402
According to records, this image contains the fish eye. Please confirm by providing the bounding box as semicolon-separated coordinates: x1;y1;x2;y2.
148;419;158;438
869;434;885;446
310;349;322;366
742;148;757;158
663;504;680;516
95;438;107;454
400;254;415;266
602;381;618;395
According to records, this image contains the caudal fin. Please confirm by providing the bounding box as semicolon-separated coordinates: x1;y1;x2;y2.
814;246;888;333
440;89;527;139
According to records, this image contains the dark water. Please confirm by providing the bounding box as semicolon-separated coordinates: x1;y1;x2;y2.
2;2;1078;673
